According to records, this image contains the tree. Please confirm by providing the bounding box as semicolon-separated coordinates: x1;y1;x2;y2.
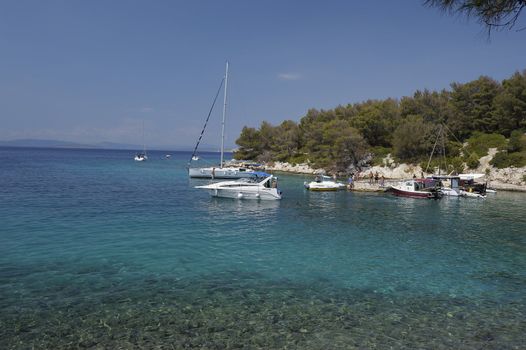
271;120;301;161
400;89;453;124
425;0;526;34
392;115;436;161
234;126;262;160
350;99;400;147
320;120;368;172
492;71;526;135
448;76;502;138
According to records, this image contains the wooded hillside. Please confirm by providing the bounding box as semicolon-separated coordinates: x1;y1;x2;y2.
234;71;526;173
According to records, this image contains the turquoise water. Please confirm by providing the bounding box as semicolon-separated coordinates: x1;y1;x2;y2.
1;147;525;349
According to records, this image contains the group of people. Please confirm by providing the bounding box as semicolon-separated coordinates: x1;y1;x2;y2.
345;171;385;189
367;171;385;186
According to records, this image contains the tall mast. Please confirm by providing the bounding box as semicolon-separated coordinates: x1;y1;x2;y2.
220;61;228;168
142;120;146;155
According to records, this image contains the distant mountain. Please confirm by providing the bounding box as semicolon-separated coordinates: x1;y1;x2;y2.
92;141;143;150
0;139;141;150
0;139;229;152
0;139;89;148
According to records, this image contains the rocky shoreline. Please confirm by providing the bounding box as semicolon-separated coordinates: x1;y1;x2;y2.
262;150;526;192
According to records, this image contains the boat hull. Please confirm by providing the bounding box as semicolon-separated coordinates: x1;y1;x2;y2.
195;175;282;200
308;187;339;191
459;190;486;199
390;187;437;199
440;188;461;196
189;167;256;179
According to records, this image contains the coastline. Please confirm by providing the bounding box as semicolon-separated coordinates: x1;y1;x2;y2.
263;158;526;193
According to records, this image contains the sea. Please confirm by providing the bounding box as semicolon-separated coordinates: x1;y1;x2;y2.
0;147;525;349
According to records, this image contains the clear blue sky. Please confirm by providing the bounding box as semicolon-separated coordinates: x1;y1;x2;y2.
1;0;524;149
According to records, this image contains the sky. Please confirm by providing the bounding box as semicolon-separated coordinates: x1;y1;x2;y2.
1;0;525;150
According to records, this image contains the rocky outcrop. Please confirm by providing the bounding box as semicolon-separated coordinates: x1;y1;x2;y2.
264;161;323;174
262;150;526;191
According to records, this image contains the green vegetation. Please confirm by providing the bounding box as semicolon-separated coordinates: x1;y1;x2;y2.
464;132;507;157
490;131;526;169
425;0;526;33
465;152;480;170
491;151;526;169
235;70;526;173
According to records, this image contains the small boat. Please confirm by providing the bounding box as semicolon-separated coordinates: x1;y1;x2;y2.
304;175;346;191
165;154;171;158
191;155;199;161
195;174;282;200
389;179;442;199
431;174;488;198
134;153;148;162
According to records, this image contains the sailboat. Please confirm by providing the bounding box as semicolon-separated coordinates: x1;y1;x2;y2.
188;62;259;179
134;121;148;162
424;125;486;198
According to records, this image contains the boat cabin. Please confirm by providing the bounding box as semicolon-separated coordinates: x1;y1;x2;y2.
314;175;333;183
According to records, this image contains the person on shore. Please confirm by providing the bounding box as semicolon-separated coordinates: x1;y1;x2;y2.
380;175;385;187
374;171;379;184
348;174;354;190
369;172;374;184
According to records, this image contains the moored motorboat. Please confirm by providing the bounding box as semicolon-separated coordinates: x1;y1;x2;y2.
195;174;282;200
431;174;488;198
389;179;442;199
304;175;346;191
431;175;462;197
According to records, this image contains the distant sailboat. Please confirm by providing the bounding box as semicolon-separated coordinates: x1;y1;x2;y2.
188;62;259;179
134;121;148;162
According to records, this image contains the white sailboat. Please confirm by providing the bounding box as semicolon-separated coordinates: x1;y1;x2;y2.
188;62;259;179
134;121;148;162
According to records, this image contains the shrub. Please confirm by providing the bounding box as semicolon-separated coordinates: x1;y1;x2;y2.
448;157;465;174
465;132;507;157
507;130;526;153
465;152;480;169
288;153;309;165
371;146;392;166
490;151;526;169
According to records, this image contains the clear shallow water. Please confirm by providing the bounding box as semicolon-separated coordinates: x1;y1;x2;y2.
0;147;525;349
